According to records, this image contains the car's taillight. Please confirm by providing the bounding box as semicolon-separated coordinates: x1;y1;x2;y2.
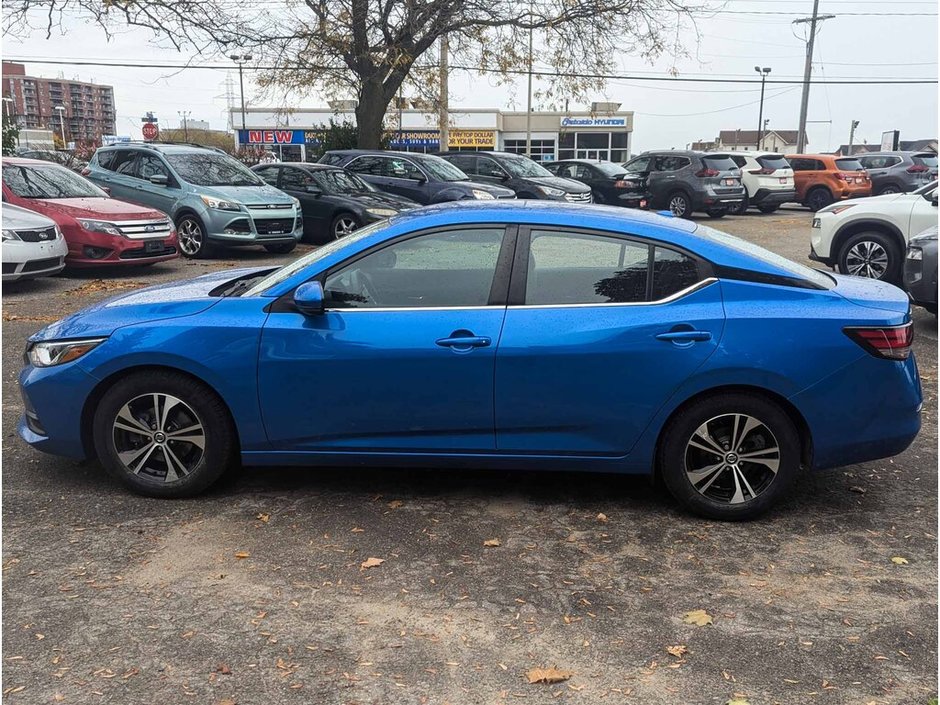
695;168;720;177
613;179;637;188
907;164;929;173
844;323;914;360
749;167;775;175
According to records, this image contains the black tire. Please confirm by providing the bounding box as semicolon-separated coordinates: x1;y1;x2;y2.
707;208;727;219
758;204;780;214
836;230;902;283
733;192;750;215
331;212;360;240
263;242;297;255
878;184;901;195
805;188;834;212
667;191;692;219
92;370;237;498
658;393;802;521
175;213;213;259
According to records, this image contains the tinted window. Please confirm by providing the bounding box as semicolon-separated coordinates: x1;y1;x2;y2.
526;231;649;305
655;156;691;171
166;153;262;186
477;157;506;178
593;161;630;177
788;158;812;171
415;156;467;182
347;156;385;176
281;167;316;190
652;247;701;299
96;150;116;170
756;155;789;170
254;166;280;186
444;154;475;173
385;157;423;180
543;162;561;175
835;158;863;171
320;153;347;166
109;150;138;175
573;164;594;180
137;154;169;180
701;156;738;171
3;163;106;199
729;155;746;168
324;228;504;308
625;156;651;173
313;169;375;194
913;154;938;168
860;155;901;169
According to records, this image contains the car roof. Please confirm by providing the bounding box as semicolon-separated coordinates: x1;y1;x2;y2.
786;153;839;160
254;162;342;171
325;149;435;158
858;151;931;157
712;150;783;158
97;142;223;155
3;156;58;166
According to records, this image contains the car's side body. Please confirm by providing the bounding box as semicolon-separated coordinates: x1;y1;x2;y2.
786;153;872;211
856;151;938;195
19;203;920;482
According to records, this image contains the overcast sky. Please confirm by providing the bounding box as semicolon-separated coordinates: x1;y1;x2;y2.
4;1;937;153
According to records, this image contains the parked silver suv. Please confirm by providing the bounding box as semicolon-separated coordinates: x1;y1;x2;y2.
855;151;938;195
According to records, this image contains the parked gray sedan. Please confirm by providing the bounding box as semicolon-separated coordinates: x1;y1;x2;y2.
904;225;938;314
856;152;938;195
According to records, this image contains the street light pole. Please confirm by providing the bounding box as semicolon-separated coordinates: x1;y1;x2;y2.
54;105;66;149
229;54;253;135
178;110;191;142
754;66;771;149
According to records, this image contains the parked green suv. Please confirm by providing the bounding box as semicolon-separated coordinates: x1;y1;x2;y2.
84;143;303;257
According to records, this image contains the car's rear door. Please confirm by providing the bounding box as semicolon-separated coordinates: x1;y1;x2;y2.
494;226;724;455
258;225;514;452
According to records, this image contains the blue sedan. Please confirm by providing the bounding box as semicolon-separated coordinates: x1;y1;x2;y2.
18;202;921;520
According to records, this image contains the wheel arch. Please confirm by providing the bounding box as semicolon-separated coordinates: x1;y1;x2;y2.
831;218;905;263
173;206;207;228
80;364;241;461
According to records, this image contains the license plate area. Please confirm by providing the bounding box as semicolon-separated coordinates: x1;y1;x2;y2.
144;240;164;253
779;177;788;184
722;178;736;186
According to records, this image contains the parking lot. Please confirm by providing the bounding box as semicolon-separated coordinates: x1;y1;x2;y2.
2;207;936;704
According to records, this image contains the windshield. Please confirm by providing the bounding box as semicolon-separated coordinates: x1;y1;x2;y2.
242;219;390;296
593;161;629;176
696;223;835;289
166;153;263;186
417;156;469;182
835;158;864;171
2;163;106;199
314;169;376;194
500;155;553;178
913;154;938;168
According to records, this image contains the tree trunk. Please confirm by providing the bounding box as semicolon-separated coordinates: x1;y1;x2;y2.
355;84;389;149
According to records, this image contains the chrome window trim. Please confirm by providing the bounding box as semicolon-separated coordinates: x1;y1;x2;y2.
319;278;717;313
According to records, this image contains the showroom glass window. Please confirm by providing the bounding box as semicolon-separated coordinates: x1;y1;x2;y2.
323;228;505;309
504;139;556;162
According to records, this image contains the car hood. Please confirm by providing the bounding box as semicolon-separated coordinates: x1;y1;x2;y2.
332;191;419;210
30;267;270;342
459;180;516;197
33;197;167;221
202;184;294;205
2;203;57;230
527;176;592;193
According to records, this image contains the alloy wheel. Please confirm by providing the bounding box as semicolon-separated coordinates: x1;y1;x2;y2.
334;216;358;239
684;413;780;505
845;240;889;279
111;393;206;483
177;219;203;256
669;195;688;217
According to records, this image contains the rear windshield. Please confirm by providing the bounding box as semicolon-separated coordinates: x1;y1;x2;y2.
702;156;739;171
835;158;864;171
913;154;938;168
757;155;790;170
695;224;835;290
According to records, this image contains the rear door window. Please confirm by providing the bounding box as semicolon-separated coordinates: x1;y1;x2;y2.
254;165;280;186
651;247;704;299
655;156;691;171
445;154;476;174
347;156;385;176
107;150;138;175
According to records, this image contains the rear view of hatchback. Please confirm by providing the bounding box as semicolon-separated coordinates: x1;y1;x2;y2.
786;154;872;211
856;152;938;195
725;152;795;214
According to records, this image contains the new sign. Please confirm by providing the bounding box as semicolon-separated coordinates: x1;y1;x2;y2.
560;116;627;128
239;130;324;145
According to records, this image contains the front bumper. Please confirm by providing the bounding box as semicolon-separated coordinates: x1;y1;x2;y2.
752;187;797;205
205;209;304;245
2;238;69;282
65;230;179;267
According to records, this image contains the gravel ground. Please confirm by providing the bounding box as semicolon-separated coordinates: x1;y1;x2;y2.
2;207;937;705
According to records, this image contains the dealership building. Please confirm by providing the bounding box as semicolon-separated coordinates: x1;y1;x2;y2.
230;107;634;163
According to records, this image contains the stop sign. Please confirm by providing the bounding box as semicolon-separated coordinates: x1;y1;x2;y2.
142;122;159;141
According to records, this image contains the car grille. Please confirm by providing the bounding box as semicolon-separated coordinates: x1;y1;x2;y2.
248;204;293;211
254;218;296;235
21;257;63;273
14;226;58;243
564;192;593;203
114;219;173;240
119;245;177;260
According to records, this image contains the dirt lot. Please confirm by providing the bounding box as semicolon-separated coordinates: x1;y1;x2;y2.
2;207;937;705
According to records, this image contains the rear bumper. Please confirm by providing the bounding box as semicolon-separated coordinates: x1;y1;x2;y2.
752;188;797;205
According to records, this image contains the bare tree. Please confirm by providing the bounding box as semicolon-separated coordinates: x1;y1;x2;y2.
4;0;706;148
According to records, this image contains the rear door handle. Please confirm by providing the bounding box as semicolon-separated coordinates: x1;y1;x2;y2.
656;330;712;342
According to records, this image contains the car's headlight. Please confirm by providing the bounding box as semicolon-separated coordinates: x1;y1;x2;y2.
366;207;398;217
471;189;495;200
539;186;566;198
200;195;242;211
907;247;924;261
77;219;123;236
27;338;106;368
2;229;20;241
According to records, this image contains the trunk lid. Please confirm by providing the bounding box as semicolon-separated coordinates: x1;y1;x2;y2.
830;272;911;315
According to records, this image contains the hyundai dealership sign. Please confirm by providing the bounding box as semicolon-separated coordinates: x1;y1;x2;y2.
560;116;627;127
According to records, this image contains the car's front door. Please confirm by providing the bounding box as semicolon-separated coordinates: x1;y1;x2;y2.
380;157;430;203
495;227;724;455
133;153;178;216
258;226;513;451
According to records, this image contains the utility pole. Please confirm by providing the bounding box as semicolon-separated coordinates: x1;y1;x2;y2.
178;110;191;142
754;66;771;148
847;119;860;155
229;54;253;133
525;6;534;158
438;34;449;152
793;2;835;153
54;105;66;149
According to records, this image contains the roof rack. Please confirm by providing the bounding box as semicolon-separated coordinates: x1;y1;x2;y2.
105;141;226;154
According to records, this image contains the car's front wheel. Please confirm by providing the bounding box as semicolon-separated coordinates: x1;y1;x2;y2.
332;213;360;240
878;184;901;195
176;214;212;258
659;393;801;521
837;230;901;282
92;370;237;498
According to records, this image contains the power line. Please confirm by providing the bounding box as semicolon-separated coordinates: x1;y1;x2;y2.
5;57;935;85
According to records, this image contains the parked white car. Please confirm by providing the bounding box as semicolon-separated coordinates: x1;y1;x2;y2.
2;203;68;282
810;180;938;283
725;151;796;215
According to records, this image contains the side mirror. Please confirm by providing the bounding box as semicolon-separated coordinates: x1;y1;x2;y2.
149;174;169;186
305;184;322;195
293;281;325;316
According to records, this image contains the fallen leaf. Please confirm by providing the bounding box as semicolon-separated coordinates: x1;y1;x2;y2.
53;695;65;702
67;280;146;296
526;667;573;684
683;609;713;627
216;664;232;675
726;699;750;705
666;645;687;658
891;556;909;565
351;527;365;533
256;513;270;523
483;538;501;547
388;500;403;509
216;700;237;705
234;551;250;560
360;557;385;569
596;513;608;523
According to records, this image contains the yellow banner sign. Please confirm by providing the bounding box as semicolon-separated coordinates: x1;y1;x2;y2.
449;130;495;148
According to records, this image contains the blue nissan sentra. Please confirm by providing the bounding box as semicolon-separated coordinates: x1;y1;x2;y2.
18;201;921;520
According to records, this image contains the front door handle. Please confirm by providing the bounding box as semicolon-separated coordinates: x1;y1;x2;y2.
436;330;491;350
656;330;712;343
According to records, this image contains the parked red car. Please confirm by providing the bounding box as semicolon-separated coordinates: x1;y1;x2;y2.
1;157;179;267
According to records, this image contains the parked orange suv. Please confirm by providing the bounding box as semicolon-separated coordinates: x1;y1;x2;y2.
786;154;872;212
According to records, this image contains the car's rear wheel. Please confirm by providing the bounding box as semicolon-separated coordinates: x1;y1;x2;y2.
92;371;237;498
805;188;834;212
667;191;691;218
733;193;750;215
659;393;801;521
176;214;212;258
264;242;297;255
758;204;780;214
837;230;901;282
332;213;359;240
